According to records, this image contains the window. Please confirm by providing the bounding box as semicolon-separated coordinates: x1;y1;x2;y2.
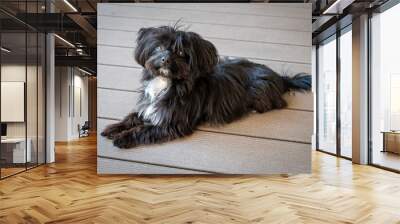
317;25;353;158
317;35;337;154
339;27;352;158
370;3;400;171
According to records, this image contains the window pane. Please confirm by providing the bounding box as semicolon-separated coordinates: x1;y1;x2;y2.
318;37;337;154
340;29;352;158
371;3;400;171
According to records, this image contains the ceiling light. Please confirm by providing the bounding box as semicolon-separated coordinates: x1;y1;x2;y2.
323;0;355;14
1;47;11;53
63;0;78;12
54;34;75;48
76;48;85;55
78;67;93;76
323;0;341;14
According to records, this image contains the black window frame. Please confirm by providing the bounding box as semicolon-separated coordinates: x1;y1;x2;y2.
315;21;353;160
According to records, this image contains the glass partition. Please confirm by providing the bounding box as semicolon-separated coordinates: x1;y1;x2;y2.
0;1;46;179
1;30;28;177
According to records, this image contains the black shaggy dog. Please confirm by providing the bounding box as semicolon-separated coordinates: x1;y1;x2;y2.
101;26;311;148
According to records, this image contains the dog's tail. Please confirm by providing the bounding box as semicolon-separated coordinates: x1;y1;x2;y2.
282;73;312;92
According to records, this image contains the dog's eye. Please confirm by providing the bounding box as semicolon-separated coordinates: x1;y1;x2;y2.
155;46;163;51
178;51;185;57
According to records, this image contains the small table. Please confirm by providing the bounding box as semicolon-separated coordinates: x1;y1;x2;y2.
1;138;31;164
381;131;400;154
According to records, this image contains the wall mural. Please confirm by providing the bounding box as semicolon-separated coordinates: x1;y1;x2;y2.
97;3;313;174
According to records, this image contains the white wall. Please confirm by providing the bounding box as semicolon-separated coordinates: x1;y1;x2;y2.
55;67;89;141
55;66;69;141
72;73;89;138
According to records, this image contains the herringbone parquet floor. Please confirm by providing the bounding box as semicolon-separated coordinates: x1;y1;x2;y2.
1;135;400;224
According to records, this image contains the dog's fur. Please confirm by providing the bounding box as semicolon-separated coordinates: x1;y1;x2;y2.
101;26;311;148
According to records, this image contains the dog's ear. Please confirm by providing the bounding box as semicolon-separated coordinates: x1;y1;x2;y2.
135;27;158;66
136;27;157;44
187;32;218;73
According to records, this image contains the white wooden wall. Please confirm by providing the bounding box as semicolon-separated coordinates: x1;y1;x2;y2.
97;3;313;174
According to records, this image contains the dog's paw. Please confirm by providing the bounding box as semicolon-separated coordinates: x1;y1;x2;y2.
100;130;113;138
113;132;137;149
101;130;117;140
101;124;124;139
